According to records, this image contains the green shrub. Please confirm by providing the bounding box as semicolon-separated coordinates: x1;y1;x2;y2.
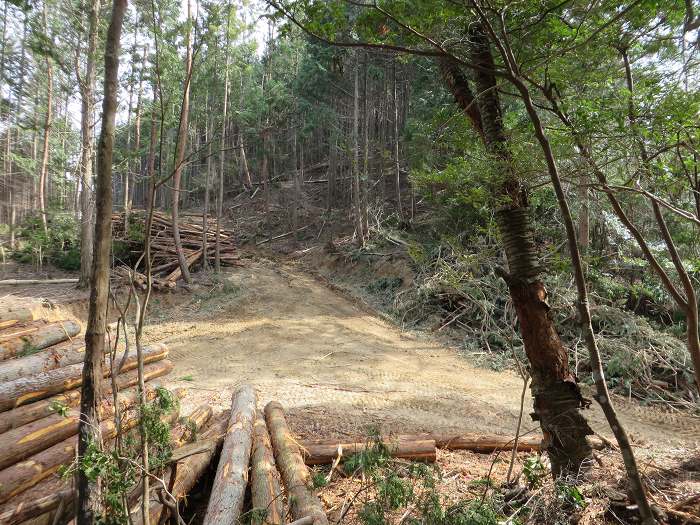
11;212;81;270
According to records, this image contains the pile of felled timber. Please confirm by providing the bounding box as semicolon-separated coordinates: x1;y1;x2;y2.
112;210;240;287
137;385;560;525
0;304;194;525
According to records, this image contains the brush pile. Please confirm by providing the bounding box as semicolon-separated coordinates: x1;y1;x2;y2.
112;210;240;287
0;305;201;525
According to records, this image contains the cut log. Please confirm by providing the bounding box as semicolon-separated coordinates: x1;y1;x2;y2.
0;342;169;412
164;248;202;282
0;306;36;324
146;411;230;524
251;410;284;525
265;401;328;525
203;385;257;525
299;439;436;466
0;320;48;343
0;384;160;470
0;388;182;504
0;279;79;285
174;403;214;447
0;359;173;433
431;433;542;452
0;338;96;383
0;479;72;525
0;320;81;361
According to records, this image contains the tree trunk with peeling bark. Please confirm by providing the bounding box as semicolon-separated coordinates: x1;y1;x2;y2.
264;401;328;525
251;411;284;525
203;385;257;525
438;30;594;477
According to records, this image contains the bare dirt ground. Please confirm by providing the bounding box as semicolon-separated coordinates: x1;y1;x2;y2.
131;257;699;452
2;256;700;451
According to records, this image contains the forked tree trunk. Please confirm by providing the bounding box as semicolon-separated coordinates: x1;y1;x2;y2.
76;0;127;520
439;32;593;477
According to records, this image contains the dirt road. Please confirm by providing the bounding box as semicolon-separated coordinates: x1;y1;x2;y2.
136;258;699;450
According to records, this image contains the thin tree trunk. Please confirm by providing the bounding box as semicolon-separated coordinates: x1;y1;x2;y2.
171;0;193;284
77;0;99;289
131;44;146;210
327;123;336;212
38;4;53;233
578;174;590;255
216;29;230;273
392;60;402;219
352;57;363;243
203;112;211;271
76;0;127;521
362;52;369;238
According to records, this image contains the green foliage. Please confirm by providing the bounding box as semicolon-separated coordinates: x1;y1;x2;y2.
49;400;70;417
11;213;81;270
140;387;179;470
59;387;178;524
522;455;547;488
556;483;586;511
347;433;505;525
312;470;329;488
244;507;271;525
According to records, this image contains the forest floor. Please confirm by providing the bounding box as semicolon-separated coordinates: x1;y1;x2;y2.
2;255;700;522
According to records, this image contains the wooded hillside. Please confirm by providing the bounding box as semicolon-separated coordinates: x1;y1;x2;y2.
1;0;700;523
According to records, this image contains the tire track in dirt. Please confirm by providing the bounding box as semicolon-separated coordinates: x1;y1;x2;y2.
146;259;700;448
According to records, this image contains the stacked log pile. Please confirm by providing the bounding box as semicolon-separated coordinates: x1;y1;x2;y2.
112;210;240;287
0;305;181;524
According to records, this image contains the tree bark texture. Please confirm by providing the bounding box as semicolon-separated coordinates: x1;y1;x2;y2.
467;27;592;476
0;337;99;383
251;410;284;525
203;384;257;525
264;401;328;525
0;384;158;471
77;0;127;519
0;320;80;362
77;0;99;288
0;397;142;504
171;0;194;284
300;439;436;466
